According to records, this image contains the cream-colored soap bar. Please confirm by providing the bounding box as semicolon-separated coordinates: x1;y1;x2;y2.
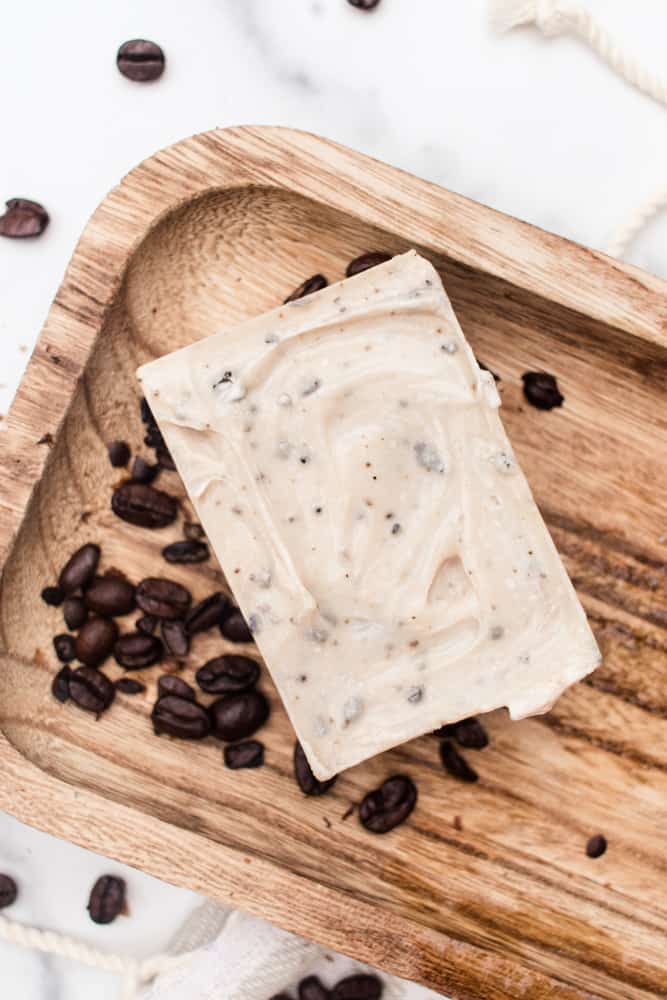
138;251;600;779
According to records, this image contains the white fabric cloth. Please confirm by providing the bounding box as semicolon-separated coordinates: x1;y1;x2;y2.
142;904;436;1000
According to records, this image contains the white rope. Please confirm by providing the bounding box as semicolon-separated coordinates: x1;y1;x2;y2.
0;914;191;999
605;185;667;258
492;0;667;257
491;1;667;108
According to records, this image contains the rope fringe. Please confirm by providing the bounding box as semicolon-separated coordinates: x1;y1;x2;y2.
0;915;191;999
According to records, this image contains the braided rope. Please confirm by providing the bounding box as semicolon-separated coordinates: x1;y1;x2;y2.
492;0;667;256
0;915;190;999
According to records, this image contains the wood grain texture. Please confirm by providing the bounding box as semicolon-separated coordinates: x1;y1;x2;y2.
1;126;666;1000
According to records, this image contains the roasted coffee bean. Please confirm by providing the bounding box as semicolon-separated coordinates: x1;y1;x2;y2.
136;614;157;634
220;608;252;643
144;424;165;450
345;251;391;277
53;633;76;663
115;677;146;695
156;444;176;470
359;775;417;834
41;585;63;606
210;690;269;742
117;39;165;82
270;994;291;1000
294;741;337;796
0;198;49;238
84;576;136;617
87;875;126;925
477;359;500;383
75;617;118;667
152;695;210;739
162;540;209;564
59;543;101;595
107;440;130;467
451;717;489;750
63;596;88;630
158;674;195;701
299;976;330;1000
224;740;265;769
284;274;328;304
111;482;177;529
114;632;163;669
136;578;191;619
347;0;382;9
183;521;205;541
0;874;18;909
69;666;115;714
130;455;158;485
440;741;478;782
332;976;383;1000
586;834;607;859
196;655;259;695
186;592;228;634
52;665;72;703
521;371;564;410
161;619;189;657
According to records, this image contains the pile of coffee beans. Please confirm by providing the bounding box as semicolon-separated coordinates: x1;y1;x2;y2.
274;972;383;1000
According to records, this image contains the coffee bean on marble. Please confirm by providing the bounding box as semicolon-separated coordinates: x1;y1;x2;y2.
107;440;130;467
294;741;337;796
332;976;383;1000
345;251;391;277
451;717;489;750
136;578;191;619
52;665;72;703
195;655;259;695
299;976;330;1000
53;633;76;663
75;617;118;667
224;740;264;770
113;632;163;670
210;690;269;742
58;543;101;595
183;521;205;541
130;455;158;485
41;585;64;606
440;741;478;783
136;614;157;634
284;274;328;304
111;482;177;529
158;674;195;701
359;775;417;834
115;677;146;695
162;540;209;564
152;695;211;740
0;875;18;909
117;39;165;82
586;834;607;859
160;619;189;657
84;576;136;617
63;596;88;630
521;371;564;411
69;666;115;714
0;198;49;238
220;608;253;643
186;592;228;634
87;875;126;924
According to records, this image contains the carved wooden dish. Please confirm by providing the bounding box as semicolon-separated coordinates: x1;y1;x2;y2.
1;126;666;1000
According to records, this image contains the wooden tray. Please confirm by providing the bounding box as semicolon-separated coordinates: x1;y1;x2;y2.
1;126;666;1000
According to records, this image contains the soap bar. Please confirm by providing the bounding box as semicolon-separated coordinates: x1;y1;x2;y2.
138;251;600;779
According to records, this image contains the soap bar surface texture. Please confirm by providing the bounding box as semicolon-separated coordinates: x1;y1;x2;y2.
138;251;600;779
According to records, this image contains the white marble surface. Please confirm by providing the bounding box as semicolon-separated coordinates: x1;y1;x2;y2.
1;0;667;997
